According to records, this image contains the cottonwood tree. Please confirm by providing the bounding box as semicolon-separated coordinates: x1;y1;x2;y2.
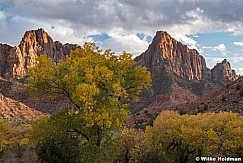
27;42;151;161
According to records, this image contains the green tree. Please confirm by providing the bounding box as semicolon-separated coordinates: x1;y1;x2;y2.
28;114;82;163
27;42;151;162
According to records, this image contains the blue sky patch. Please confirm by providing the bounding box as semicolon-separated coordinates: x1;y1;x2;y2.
88;33;111;42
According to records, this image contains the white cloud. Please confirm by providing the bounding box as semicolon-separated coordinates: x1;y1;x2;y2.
234;68;243;75
100;29;149;56
213;44;226;52
230;55;243;64
233;41;243;47
2;0;243;41
202;44;226;53
0;11;6;20
206;57;225;68
170;33;199;50
172;34;197;46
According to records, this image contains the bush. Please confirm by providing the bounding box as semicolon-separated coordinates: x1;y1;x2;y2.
236;84;241;91
226;84;230;89
233;99;239;104
179;110;187;115
222;95;226;102
198;104;208;113
36;136;80;163
203;104;209;111
240;88;243;97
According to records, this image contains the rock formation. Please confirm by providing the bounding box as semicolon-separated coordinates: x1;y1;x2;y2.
211;59;237;84
1;28;80;79
131;31;237;114
135;31;211;80
135;31;236;83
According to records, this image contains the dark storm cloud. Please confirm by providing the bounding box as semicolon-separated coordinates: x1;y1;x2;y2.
2;0;243;35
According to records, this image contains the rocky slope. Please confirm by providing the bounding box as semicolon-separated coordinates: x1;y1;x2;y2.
0;93;43;123
1;28;80;79
127;76;243;127
172;76;243;115
0;77;74;114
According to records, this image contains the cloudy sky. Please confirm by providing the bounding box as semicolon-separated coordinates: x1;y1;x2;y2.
0;0;243;74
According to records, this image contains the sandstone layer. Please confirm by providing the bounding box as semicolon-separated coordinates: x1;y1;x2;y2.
1;28;80;79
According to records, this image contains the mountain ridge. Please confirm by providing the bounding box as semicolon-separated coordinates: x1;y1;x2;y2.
0;28;80;80
134;31;237;84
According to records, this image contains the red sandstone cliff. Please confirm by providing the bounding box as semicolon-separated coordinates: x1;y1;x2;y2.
211;59;237;85
134;31;236;83
1;28;80;79
134;31;211;80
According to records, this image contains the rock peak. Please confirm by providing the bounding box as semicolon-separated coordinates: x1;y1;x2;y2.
135;31;237;83
155;30;169;36
211;59;236;84
22;28;53;45
135;31;208;80
0;28;80;79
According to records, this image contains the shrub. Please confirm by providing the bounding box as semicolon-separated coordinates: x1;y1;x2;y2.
240;88;243;97
226;84;230;89
179;110;187;115
233;99;239;104
236;84;241;91
198;104;208;114
222;95;226;102
203;104;208;111
36;136;80;163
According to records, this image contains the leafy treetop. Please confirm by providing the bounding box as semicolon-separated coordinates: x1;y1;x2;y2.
27;42;151;145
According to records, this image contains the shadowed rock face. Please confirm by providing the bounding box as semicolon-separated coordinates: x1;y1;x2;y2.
0;44;12;77
1;28;80;79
